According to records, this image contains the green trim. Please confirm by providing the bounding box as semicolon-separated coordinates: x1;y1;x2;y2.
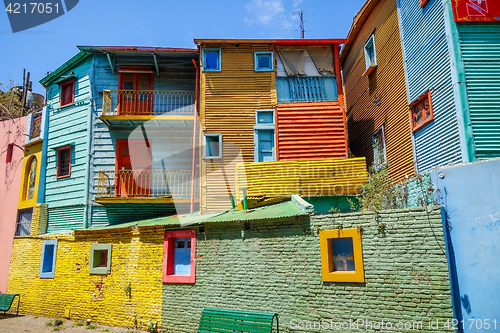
40;51;92;87
89;244;112;274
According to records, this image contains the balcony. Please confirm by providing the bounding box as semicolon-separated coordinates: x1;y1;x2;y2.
234;157;368;202
96;169;199;204
100;90;196;128
276;76;338;103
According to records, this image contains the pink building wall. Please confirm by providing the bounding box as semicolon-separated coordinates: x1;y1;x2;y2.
0;116;27;293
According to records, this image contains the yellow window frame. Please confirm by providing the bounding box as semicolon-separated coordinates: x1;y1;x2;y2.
319;228;365;283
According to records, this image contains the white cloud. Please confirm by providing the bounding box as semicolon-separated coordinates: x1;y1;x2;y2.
244;0;285;25
293;0;303;8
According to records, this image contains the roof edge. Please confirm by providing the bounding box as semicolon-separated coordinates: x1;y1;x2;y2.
195;38;348;45
40;51;91;87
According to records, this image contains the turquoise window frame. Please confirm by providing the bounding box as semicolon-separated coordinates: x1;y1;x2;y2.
202;48;221;72
203;133;223;159
40;239;58;279
89;244;112;275
364;34;377;69
254;110;276;162
254;52;274;71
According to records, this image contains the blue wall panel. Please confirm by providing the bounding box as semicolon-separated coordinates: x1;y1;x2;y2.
397;0;463;172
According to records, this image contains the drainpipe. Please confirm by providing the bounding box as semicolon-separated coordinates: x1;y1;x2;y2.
190;58;199;213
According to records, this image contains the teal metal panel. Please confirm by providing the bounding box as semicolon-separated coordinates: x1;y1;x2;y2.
458;23;500;160
46;205;85;233
397;0;464;172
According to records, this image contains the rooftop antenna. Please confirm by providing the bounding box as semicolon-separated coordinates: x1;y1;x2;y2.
298;11;305;39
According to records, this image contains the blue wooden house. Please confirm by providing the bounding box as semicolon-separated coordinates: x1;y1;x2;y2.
39;46;199;232
397;0;500;173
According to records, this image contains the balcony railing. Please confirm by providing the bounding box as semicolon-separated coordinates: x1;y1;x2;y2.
276;76;338;103
96;170;198;200
102;90;196;116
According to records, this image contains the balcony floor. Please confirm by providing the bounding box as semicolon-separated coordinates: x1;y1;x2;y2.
95;197;199;204
100;115;195;129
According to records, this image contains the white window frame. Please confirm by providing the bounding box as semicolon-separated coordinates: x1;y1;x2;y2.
363;34;377;76
203;133;223;159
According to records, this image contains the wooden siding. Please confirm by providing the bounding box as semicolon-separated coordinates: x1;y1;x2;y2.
342;0;414;181
276;101;348;160
44;56;93;232
234;157;368;201
200;43;277;212
397;0;463;172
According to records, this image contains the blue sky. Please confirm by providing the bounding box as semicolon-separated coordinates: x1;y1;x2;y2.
0;0;366;93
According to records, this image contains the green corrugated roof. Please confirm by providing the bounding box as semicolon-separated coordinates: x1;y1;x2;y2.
81;200;307;232
40;51;91;87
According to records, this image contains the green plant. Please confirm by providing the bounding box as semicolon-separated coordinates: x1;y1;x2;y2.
101;329;111;332
147;321;159;333
123;282;132;298
327;207;341;214
377;223;386;234
46;320;54;326
74;322;85;326
347;197;360;212
86;325;99;330
53;327;62;332
359;164;403;212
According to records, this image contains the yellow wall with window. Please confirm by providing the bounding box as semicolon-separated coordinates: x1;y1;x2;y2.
7;226;163;328
18;142;43;210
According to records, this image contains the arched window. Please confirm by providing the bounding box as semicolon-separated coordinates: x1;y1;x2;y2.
24;156;37;200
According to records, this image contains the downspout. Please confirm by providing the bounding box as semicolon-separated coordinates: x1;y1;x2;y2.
442;0;475;163
83;55;96;229
334;43;349;158
190;58;199;213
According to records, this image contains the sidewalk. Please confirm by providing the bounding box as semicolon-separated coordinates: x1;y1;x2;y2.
0;313;149;333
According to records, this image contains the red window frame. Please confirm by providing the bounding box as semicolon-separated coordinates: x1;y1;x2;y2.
163;230;196;284
420;0;430;8
56;145;72;179
60;80;75;107
410;90;434;132
98;250;108;267
6;143;14;163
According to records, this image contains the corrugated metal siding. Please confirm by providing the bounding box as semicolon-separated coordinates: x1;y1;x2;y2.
398;0;463;172
234;157;368;201
276;101;347;160
200;44;277;212
458;24;500;160
46;205;85;233
342;0;414;181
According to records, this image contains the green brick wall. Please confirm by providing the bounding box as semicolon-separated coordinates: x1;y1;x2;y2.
161;206;454;332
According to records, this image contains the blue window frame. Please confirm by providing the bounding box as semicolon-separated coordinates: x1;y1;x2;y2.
202;48;221;72
254;110;276;162
254;52;274;71
203;133;223;159
40;239;58;278
364;34;377;69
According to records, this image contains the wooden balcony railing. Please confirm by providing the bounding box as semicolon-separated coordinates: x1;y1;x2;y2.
96;170;198;199
102;90;196;116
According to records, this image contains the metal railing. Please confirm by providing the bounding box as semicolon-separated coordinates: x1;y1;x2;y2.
277;76;337;102
102;90;196;116
96;170;198;199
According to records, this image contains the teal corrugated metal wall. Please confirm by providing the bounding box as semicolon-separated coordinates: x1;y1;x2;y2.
397;0;463;172
458;24;500;160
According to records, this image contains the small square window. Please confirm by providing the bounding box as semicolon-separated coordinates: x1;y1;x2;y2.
410;90;434;132
372;126;387;169
57;146;72;178
40;239;58;278
6;143;14;163
89;244;112;275
203;48;221;72
203;133;223;159
320;228;364;283
254;52;274;71
363;35;377;76
60;80;75;107
163;230;196;284
256;110;274;124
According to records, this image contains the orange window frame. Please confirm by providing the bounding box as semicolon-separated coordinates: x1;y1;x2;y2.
410;90;434;132
56;145;72;179
420;0;430;7
60;80;75;107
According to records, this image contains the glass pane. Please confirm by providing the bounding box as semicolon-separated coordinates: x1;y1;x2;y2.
258;54;271;69
124;73;134;90
206;135;220;157
42;244;55;273
414;105;423;126
330;237;355;272
59;148;71;176
257;111;273;124
205;51;219;70
424;99;431;120
99;250;108;267
173;237;191;275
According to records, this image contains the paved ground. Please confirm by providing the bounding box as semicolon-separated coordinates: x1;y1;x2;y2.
0;313;149;333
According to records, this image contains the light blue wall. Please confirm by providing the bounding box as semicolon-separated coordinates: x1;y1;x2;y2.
44;56;93;233
431;159;500;331
397;0;464;172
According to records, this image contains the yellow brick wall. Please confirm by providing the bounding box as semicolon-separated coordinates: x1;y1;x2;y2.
7;227;164;328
